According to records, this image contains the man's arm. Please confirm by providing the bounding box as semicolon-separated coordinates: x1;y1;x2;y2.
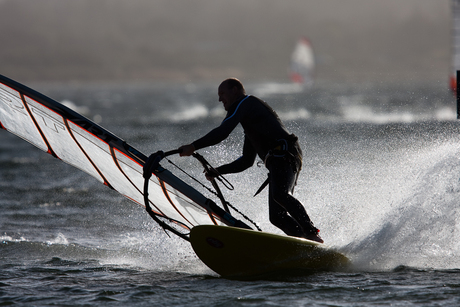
214;136;257;175
179;144;195;156
178;123;234;157
179;107;242;156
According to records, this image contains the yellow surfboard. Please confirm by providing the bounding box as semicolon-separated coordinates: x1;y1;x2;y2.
190;225;350;279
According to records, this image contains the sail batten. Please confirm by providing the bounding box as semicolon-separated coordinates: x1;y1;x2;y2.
0;82;49;152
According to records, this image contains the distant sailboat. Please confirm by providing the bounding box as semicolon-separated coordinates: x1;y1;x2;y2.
253;37;315;96
289;37;315;88
451;0;460;93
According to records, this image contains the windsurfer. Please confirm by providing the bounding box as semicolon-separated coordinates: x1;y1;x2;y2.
178;78;323;243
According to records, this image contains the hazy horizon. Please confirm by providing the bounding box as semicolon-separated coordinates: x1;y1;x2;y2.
0;0;451;85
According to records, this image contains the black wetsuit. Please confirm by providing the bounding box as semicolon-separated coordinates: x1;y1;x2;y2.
192;95;318;237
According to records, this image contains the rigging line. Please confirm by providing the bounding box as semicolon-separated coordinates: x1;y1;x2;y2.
64;119;114;189
165;157;223;198
193;152;234;191
211;179;230;214
143;170;190;242
192;153;230;213
142;150;197;231
223;199;261;232
19;93;58;158
165;156;262;232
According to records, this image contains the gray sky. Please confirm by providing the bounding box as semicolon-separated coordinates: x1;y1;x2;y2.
0;0;450;84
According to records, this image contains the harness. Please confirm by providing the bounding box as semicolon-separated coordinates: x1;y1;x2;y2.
254;134;302;197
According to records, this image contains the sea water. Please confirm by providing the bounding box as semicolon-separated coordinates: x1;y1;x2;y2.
2;81;460;306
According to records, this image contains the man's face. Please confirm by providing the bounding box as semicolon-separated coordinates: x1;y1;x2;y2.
218;84;237;111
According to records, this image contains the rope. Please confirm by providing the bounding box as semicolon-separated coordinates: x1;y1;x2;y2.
165;155;262;232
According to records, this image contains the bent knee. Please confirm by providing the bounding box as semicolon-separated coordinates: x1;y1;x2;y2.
271;188;291;201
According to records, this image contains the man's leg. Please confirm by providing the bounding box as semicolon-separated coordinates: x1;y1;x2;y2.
268;192;305;237
268;158;322;241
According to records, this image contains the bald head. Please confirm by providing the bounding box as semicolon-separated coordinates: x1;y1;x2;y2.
219;78;246;95
218;78;247;111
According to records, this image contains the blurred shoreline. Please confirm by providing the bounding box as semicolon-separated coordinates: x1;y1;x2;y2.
0;0;450;85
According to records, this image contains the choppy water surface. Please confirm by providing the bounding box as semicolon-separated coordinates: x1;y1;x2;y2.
2;81;460;306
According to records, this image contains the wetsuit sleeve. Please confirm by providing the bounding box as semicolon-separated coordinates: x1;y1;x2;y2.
216;136;257;175
192;119;239;150
192;99;245;150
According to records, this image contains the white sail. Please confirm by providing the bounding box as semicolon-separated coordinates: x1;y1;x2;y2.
0;75;250;240
290;37;315;87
